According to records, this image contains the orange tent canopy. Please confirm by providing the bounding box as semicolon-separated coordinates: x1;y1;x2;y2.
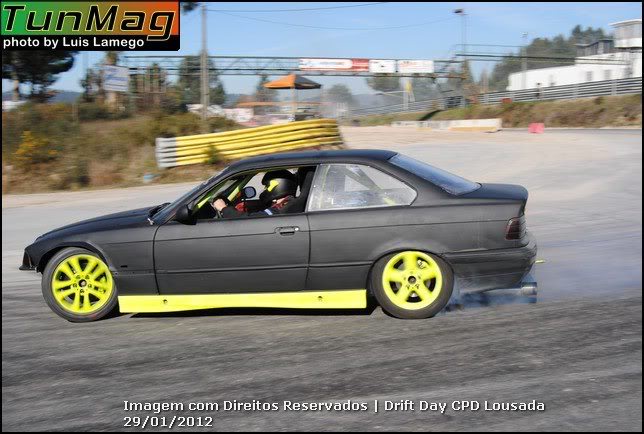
263;74;322;90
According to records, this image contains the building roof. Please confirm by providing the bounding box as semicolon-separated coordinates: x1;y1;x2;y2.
610;19;642;26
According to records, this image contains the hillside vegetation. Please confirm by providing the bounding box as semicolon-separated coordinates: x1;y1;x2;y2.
2;103;240;194
349;95;641;128
432;95;641;127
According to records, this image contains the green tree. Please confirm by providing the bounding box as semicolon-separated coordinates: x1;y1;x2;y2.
487;25;608;91
127;63;171;111
105;51;120;66
410;77;437;101
177;55;226;106
478;68;489;94
181;2;200;13
326;84;354;106
80;68;99;102
255;74;277;101
253;74;277;114
460;60;480;99
79;50;120;105
366;75;400;93
2;51;21;101
2;51;77;101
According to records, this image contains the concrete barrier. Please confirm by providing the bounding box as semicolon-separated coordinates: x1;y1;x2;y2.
156;119;343;168
391;118;502;132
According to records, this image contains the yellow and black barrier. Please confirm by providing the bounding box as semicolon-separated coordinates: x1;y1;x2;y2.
155;119;343;168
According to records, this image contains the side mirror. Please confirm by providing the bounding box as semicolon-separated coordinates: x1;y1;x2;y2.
242;186;256;199
175;204;196;225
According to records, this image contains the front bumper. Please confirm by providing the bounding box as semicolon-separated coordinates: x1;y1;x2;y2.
444;232;537;293
19;250;36;271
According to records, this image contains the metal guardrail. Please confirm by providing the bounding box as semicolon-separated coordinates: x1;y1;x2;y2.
479;77;642;104
156;119;343;168
344;98;450;117
344;77;642;118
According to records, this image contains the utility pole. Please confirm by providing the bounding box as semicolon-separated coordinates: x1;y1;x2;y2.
522;32;528;90
200;3;209;130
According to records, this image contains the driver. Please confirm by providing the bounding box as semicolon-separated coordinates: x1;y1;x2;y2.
212;172;298;218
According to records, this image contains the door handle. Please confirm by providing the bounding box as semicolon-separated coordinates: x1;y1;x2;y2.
276;226;300;235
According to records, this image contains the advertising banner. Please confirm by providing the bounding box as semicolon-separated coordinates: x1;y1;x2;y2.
369;59;397;74
350;58;369;72
299;58;369;72
397;60;435;74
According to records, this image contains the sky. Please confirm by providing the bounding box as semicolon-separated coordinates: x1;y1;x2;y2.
3;2;642;95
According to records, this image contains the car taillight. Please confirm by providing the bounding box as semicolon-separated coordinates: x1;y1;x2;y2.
505;217;524;240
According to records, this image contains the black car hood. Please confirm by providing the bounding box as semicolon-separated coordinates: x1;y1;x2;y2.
37;206;155;240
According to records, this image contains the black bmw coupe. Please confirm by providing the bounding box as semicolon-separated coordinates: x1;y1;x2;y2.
20;149;537;321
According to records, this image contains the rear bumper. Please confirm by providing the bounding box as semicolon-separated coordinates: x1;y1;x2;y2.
444;233;537;293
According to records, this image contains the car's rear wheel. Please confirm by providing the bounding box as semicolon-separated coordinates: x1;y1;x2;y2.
371;250;453;319
42;247;117;322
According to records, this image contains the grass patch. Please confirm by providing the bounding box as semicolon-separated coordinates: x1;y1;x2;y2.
344;95;641;128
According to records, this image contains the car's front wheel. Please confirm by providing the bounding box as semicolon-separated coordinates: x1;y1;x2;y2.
42;247;118;322
371;250;453;319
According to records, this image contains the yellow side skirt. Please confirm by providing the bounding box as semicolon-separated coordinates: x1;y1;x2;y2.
118;290;367;313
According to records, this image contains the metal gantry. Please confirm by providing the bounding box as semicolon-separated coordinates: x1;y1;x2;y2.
122;55;464;78
123;50;629;82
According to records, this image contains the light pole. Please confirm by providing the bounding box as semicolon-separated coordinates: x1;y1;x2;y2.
454;9;467;59
200;3;209;130
522;32;528;90
454;8;467;107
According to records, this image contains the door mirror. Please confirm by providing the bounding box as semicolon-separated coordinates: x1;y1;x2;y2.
175;204;196;225
242;186;256;199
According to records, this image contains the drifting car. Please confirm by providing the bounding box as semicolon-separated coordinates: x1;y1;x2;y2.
20;149;537;322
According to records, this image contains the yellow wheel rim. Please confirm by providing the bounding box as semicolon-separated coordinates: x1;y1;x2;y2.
51;254;114;315
382;251;443;310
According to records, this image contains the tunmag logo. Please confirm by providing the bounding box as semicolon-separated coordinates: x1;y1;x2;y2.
1;1;180;51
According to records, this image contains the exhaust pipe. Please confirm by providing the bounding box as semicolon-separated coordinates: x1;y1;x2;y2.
518;280;538;296
474;279;538;296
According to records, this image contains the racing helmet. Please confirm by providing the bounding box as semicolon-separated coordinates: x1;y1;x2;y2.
261;169;295;185
261;171;297;202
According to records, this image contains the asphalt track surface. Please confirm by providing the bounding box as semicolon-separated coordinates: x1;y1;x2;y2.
2;129;642;431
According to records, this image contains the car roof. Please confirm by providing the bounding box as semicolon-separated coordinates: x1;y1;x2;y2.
227;149;398;171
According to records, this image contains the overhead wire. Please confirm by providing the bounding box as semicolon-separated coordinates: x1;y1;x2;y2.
207;3;389;13
209;11;457;31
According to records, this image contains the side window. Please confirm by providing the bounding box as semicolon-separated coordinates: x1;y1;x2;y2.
308;164;416;211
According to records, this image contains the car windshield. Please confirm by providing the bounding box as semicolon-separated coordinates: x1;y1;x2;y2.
151;168;231;222
389;154;480;195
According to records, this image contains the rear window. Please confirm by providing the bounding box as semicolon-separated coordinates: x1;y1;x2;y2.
389;154;480;195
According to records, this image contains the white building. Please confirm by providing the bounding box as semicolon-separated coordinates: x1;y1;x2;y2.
508;19;642;91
